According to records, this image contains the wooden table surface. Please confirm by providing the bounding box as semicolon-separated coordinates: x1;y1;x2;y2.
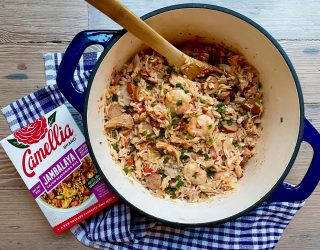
0;0;319;249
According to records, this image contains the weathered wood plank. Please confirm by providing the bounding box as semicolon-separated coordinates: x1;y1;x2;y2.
0;43;69;106
279;40;320;104
88;0;320;40
0;0;88;43
0;190;89;250
276;186;320;250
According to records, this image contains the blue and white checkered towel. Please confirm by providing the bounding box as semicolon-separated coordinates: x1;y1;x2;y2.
1;51;305;250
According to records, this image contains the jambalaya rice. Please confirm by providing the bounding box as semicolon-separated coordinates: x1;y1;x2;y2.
103;42;263;202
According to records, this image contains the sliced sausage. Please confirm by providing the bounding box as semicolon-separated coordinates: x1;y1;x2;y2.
205;76;219;94
251;102;263;116
240;147;253;167
127;82;139;101
242;99;263;116
145;173;162;191
106;103;123;119
216;91;230;100
222;122;238;133
112;73;122;86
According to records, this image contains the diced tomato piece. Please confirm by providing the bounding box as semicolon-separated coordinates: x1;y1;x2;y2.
71;200;79;207
83;188;91;196
202;109;208;114
126;157;134;166
56;199;62;208
203;69;210;75
177;122;186;131
143;165;153;173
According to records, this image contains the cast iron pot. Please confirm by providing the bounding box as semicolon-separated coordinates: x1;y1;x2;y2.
57;4;320;225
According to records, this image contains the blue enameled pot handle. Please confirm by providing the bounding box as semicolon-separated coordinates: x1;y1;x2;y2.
56;30;119;114
268;118;320;202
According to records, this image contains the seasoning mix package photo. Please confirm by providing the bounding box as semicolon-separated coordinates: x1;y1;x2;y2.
0;105;117;234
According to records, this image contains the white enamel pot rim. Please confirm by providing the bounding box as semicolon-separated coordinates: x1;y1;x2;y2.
80;4;308;225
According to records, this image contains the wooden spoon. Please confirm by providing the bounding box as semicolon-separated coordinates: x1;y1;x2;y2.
86;0;223;79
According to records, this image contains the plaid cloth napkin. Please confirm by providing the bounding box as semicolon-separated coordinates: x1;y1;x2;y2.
1;51;305;250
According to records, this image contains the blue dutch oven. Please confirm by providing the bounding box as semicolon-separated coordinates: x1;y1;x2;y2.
57;4;320;225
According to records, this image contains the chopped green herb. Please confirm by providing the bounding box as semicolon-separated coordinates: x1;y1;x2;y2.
176;180;184;189
146;84;153;90
111;95;118;102
232;76;239;84
205;137;214;145
175;175;181;180
167;66;174;74
200;99;207;104
217;103;224;109
230;95;235;101
159;169;166;175
159;129;166;138
163;156;170;164
176;83;183;89
111;130;117;139
280;117;283;123
123;167;129;175
143;130;148;136
204;153;210;161
216;103;225;115
180;148;189;160
218;120;223;129
255;98;262;104
133;78;140;84
206;167;215;177
208;124;213;129
124;105;132;113
209;94;215;98
159;169;166;177
112;143;119;152
233;142;239;147
226;119;233;126
192;173;197;178
257;82;262;89
176;100;183;106
146;133;156;141
170;194;177;199
159;150;165;157
242;99;247;104
172;118;179;125
186;134;194;140
197;150;204;155
243;110;248;115
170;112;177;119
168;186;177;194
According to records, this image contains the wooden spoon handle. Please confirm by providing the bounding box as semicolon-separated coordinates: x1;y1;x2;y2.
86;0;185;66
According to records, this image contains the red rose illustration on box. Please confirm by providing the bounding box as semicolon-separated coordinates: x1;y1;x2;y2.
8;111;56;148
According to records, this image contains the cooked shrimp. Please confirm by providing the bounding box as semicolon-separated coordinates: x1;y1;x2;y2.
187;114;214;137
182;163;207;185
165;89;191;115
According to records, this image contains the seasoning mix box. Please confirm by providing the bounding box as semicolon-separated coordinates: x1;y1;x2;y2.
1;105;117;234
